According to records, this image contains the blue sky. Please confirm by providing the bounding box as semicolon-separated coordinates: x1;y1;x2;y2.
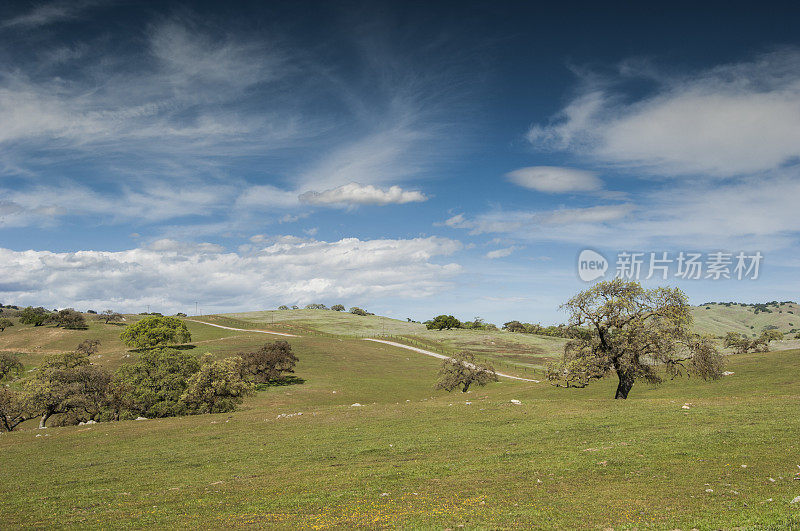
1;1;799;323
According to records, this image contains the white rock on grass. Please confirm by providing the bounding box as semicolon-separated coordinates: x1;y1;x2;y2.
350;403;362;407
791;496;800;504
510;399;522;405
135;416;149;421
722;371;735;376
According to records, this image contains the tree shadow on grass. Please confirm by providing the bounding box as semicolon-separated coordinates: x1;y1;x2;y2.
128;344;197;353
255;376;306;390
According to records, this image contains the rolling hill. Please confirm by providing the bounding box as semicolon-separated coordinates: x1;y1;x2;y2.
691;301;800;336
1;307;799;528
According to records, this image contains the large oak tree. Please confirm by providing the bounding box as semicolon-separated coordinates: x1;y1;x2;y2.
548;279;724;399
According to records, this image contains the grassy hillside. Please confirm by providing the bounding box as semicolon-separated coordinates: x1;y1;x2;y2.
222;309;568;373
2;309;800;528
691;301;800;336
0;315;799;528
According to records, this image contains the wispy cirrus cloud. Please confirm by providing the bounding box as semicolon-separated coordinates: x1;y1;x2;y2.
1;0;103;29
443;204;634;237
0;9;459;230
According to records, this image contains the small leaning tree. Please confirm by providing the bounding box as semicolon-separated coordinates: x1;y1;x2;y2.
547;279;724;399
436;352;498;393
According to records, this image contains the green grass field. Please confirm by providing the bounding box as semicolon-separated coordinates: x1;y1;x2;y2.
1;313;799;529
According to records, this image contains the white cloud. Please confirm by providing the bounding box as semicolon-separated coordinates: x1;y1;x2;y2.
441;204;634;245
544;204;634;225
629;174;800;250
0;236;463;313
528;49;800;177
299;182;428;206
446;172;800;251
485;246;522;259
279;212;310;224
506;166;602;193
0;182;237;228
0;12;464;229
1;0;100;28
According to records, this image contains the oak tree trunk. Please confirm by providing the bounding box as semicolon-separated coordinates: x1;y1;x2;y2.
614;370;634;399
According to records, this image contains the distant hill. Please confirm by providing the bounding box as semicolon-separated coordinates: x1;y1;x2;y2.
690;301;800;337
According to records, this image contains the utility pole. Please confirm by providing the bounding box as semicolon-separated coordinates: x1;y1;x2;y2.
147;304;150;313
195;302;198;316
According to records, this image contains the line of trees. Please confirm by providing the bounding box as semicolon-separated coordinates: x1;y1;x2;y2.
0;316;299;431
502;320;590;339
275;303;373;315
425;315;497;331
17;307;88;329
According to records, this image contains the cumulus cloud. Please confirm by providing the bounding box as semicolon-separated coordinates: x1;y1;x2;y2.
0;236;462;312
506;166;602;193
298;182;428;206
527;49;800;177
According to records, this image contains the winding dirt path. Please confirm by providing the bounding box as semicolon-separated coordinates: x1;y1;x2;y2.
188;320;539;382
363;338;540;383
186;320;298;337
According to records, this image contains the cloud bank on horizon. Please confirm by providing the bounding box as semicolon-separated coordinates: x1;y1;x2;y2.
1;1;799;323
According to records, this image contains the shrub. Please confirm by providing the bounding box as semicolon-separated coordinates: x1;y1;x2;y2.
19;306;51;327
350;307;368;316
331;304;345;311
26;351;111;427
112;348;200;418
426;315;462;330
53;309;87;329
240;341;298;384
0;352;23;381
181;356;253;414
